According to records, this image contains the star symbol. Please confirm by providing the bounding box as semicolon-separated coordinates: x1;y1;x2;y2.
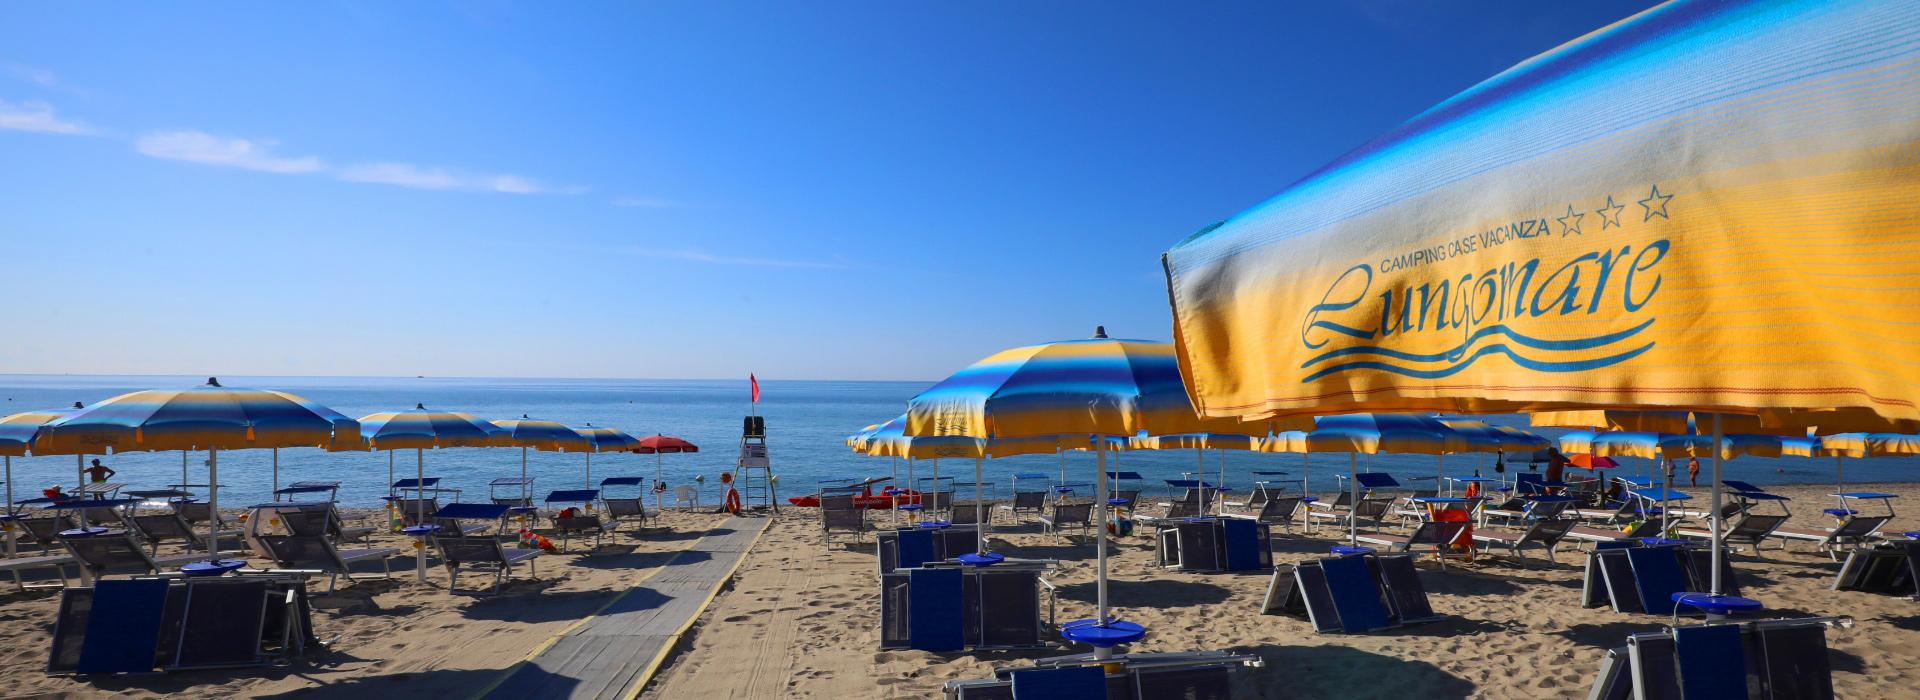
1639;184;1673;222
1556;204;1585;237
1595;195;1625;229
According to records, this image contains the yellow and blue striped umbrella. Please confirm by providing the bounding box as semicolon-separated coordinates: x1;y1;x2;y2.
574;424;639;490
0;405;81;458
492;415;590;505
904;331;1308;440
1821;433;1920;459
1161;0;1920;426
1260;413;1482;545
1558;430;1716;461
360;404;506;583
1;404;84;519
36;378;360;454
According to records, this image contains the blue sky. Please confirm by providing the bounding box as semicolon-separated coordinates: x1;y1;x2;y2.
0;1;1658;381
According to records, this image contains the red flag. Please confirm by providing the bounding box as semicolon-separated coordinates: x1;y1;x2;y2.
750;374;760;403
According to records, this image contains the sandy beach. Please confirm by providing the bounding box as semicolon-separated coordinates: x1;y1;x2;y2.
1;482;1915;699
0;507;732;699
645;482;1920;699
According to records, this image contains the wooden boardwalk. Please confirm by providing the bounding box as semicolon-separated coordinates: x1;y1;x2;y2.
477;517;769;700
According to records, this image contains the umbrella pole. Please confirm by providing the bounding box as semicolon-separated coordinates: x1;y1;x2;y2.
906;457;916;525
1710;414;1725;598
1348;452;1359;546
974;456;985;554
272;448;279;498
890;456;900;528
932;458;940;515
1057;448;1065;492
521;447;529;504
1094;439;1110;629
182;452;188;492
416;447;428;584
655;452;664;514
5;456;15;567
585;452;592;490
206;449;220;556
1835;455;1844;489
1437;454;1445;497
76;454;83;494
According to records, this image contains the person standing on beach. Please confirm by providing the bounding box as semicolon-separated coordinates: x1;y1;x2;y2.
1686;456;1701;487
1545;448;1568;487
84;459;115;495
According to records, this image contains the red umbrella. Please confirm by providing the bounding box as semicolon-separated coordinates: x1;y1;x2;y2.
1570;454;1619;470
634;435;699;511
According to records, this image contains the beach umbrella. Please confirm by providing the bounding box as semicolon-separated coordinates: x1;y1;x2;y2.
0;404;85;565
1821;433;1920;489
902;329;1313;655
493;415;591;504
360;404;505;583
573;425;639;490
865;413;1068;542
35;378;360;559
634;435;699;513
1265;414;1471;546
1128;433;1259;509
1160;1;1920;604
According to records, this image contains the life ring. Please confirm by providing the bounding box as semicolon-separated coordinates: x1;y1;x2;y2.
724;487;742;515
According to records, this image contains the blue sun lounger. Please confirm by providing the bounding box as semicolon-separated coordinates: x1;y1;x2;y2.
543;490;610;551
274;481;341;502
1588;616;1847;700
943;648;1260;698
1263;551;1441;633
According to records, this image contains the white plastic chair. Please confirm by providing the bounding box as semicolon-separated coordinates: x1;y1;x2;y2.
669;485;701;510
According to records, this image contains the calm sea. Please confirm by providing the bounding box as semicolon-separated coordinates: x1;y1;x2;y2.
0;375;1910;507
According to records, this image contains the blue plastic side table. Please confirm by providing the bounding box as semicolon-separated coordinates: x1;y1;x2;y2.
916;520;950;529
59;527;108;538
1904;531;1920;541
1059;618;1146;649
1639;537;1685;547
401;524;441;537
1331;545;1374;556
1671;592;1761;621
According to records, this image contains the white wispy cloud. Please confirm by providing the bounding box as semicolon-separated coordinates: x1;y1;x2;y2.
338;161;558;194
134;130;325;173
630;248;846;269
1;61;58;87
0;99;90;135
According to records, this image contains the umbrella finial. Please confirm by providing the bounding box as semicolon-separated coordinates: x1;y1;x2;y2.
72;401;83;409
415;403;426;410
206;377;221;387
1092;325;1108;339
523;413;530;419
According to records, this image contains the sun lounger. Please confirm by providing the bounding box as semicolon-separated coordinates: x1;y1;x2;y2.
1587;617;1847;700
875;525;982;574
1566;519;1662;546
274;480;342;502
1263;551;1442;633
1580;542;1740;614
128;512;210;554
597;477;648;531
1037;502;1093;542
879;558;1054;652
541;490;612;551
1356;521;1471;569
14;512;76;555
48;573;319;675
1473;517;1575;566
1569;499;1639;523
169;499;227;533
1483;494;1574;526
63;531;222;579
434;534;542;594
1156;517;1271;572
1222;495;1304;534
253;533;396;593
0;552;77;590
1000;490;1048;523
944;650;1259;699
1674;513;1790;555
819;493;870;545
1833;541;1920;598
489;477;537;509
1768;515;1890;560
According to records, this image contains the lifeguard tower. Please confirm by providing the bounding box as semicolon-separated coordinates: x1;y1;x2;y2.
735;415;777;513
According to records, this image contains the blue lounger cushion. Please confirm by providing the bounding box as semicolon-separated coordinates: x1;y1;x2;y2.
1010;665;1106;700
896;529;936;570
908;567;963;651
1626;546;1688;616
1223;518;1261;571
77;579;170;674
1674;624;1747;700
434;503;512;520
1320;554;1390;632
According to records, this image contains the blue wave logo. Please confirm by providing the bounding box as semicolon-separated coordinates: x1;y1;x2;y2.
1297;239;1668;383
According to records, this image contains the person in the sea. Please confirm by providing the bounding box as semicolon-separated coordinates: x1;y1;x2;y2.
1686;455;1701;487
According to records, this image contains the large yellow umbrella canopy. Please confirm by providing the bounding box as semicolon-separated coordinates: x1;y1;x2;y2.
1161;2;1920;427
